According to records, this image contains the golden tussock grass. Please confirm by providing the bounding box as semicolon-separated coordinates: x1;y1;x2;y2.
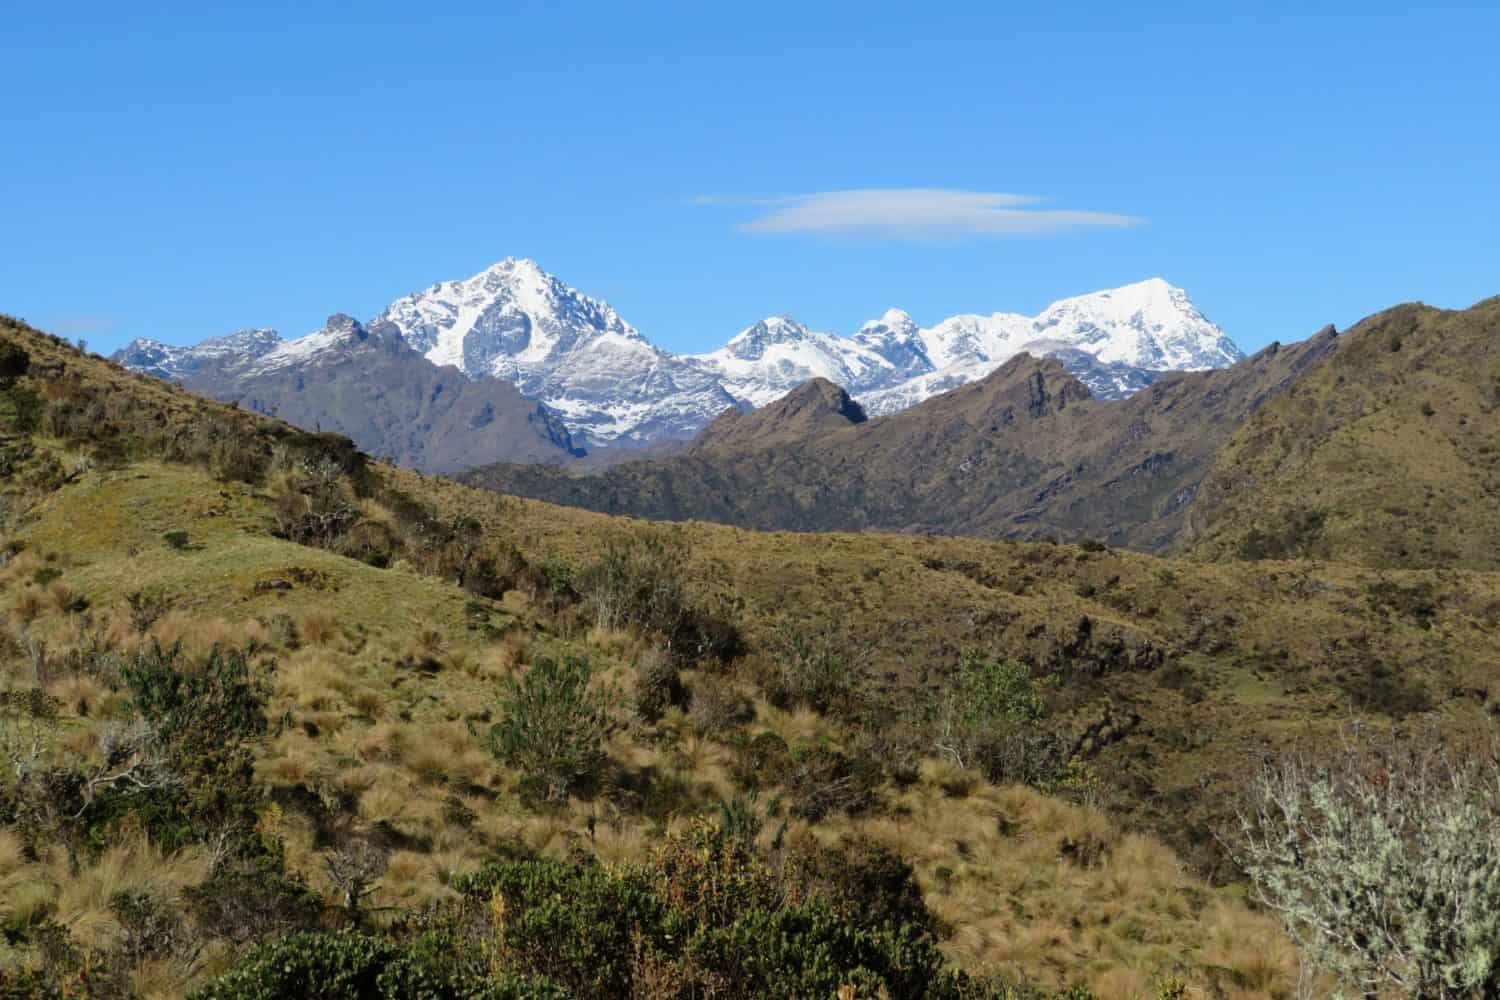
755;702;829;747
300;609;340;646
815;774;1298;998
150;611;264;656
9;588;43;624
591;820;652;868
53;833;210;952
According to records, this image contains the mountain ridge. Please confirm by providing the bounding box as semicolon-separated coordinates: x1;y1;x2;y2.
113;260;1243;453
141;313;582;473
459;327;1342;551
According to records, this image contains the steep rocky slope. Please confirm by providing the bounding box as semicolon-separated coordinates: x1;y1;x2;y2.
172;314;579;473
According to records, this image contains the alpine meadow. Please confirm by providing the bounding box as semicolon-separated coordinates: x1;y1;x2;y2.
5;4;1500;998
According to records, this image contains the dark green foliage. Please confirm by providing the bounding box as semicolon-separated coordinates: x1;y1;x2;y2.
768;624;857;714
189;931;394;1000
455;860;665;996
685;900;954;999
1235;506;1327;560
575;531;740;662
787;834;936;937
0;340;30;382
1335;661;1433;719
277;429;372;493
163;529;192;550
190;928;572;1000
935;655;1067;788
123;642;266;749
111;889;183;968
1365;578;1440;629
488;655;612;801
184;854;322;946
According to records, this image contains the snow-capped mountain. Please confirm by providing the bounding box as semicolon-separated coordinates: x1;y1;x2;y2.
687;277;1240;418
113;261;1242;458
374;259;737;447
689;315;900;407
114;328;281;381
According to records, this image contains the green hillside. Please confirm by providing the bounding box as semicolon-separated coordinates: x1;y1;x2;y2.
1187;298;1500;568
4;314;1500;997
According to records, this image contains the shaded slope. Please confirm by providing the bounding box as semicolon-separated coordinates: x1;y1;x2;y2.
462;330;1339;549
689;377;866;454
177;314;580;474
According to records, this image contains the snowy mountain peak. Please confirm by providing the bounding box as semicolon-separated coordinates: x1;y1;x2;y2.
116;263;1243;453
376;258;650;384
373;260;734;448
723;316;815;360
247;314;373;374
1033;277;1239;370
112;328;282;381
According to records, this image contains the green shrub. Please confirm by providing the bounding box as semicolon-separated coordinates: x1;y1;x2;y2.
787;834;937;937
0;340;30;382
934;655;1065;788
271;459;359;549
163;529;192;550
189;930;393;999
633;646;684;722
576;531;740;661
768;623;857;714
488;655;613;801
454;860;665;997
685;900;954;999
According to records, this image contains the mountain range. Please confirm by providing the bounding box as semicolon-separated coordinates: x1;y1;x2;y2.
462;294;1500;568
112;260;1242;464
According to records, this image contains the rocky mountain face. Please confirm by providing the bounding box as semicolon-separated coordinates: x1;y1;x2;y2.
115;261;1243;458
460;326;1340;550
690;378;866;454
126;314;580;474
374;259;739;448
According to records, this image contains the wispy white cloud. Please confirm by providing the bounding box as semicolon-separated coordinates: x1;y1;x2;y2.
695;188;1142;239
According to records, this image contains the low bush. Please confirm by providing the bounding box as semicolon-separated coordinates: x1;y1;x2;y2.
934;655;1068;788
576;531;740;662
767;623;858;714
0;340;30;383
1234;725;1500;998
488;655;614;801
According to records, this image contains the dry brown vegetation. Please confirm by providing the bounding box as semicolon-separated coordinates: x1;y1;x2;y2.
2;312;1497;996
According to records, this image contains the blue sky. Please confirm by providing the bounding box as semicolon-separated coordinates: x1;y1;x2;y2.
3;1;1497;356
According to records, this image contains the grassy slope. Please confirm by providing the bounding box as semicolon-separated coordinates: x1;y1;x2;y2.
413;466;1500;869
1;460;1301;997
5;314;1500;996
1188;298;1500;568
